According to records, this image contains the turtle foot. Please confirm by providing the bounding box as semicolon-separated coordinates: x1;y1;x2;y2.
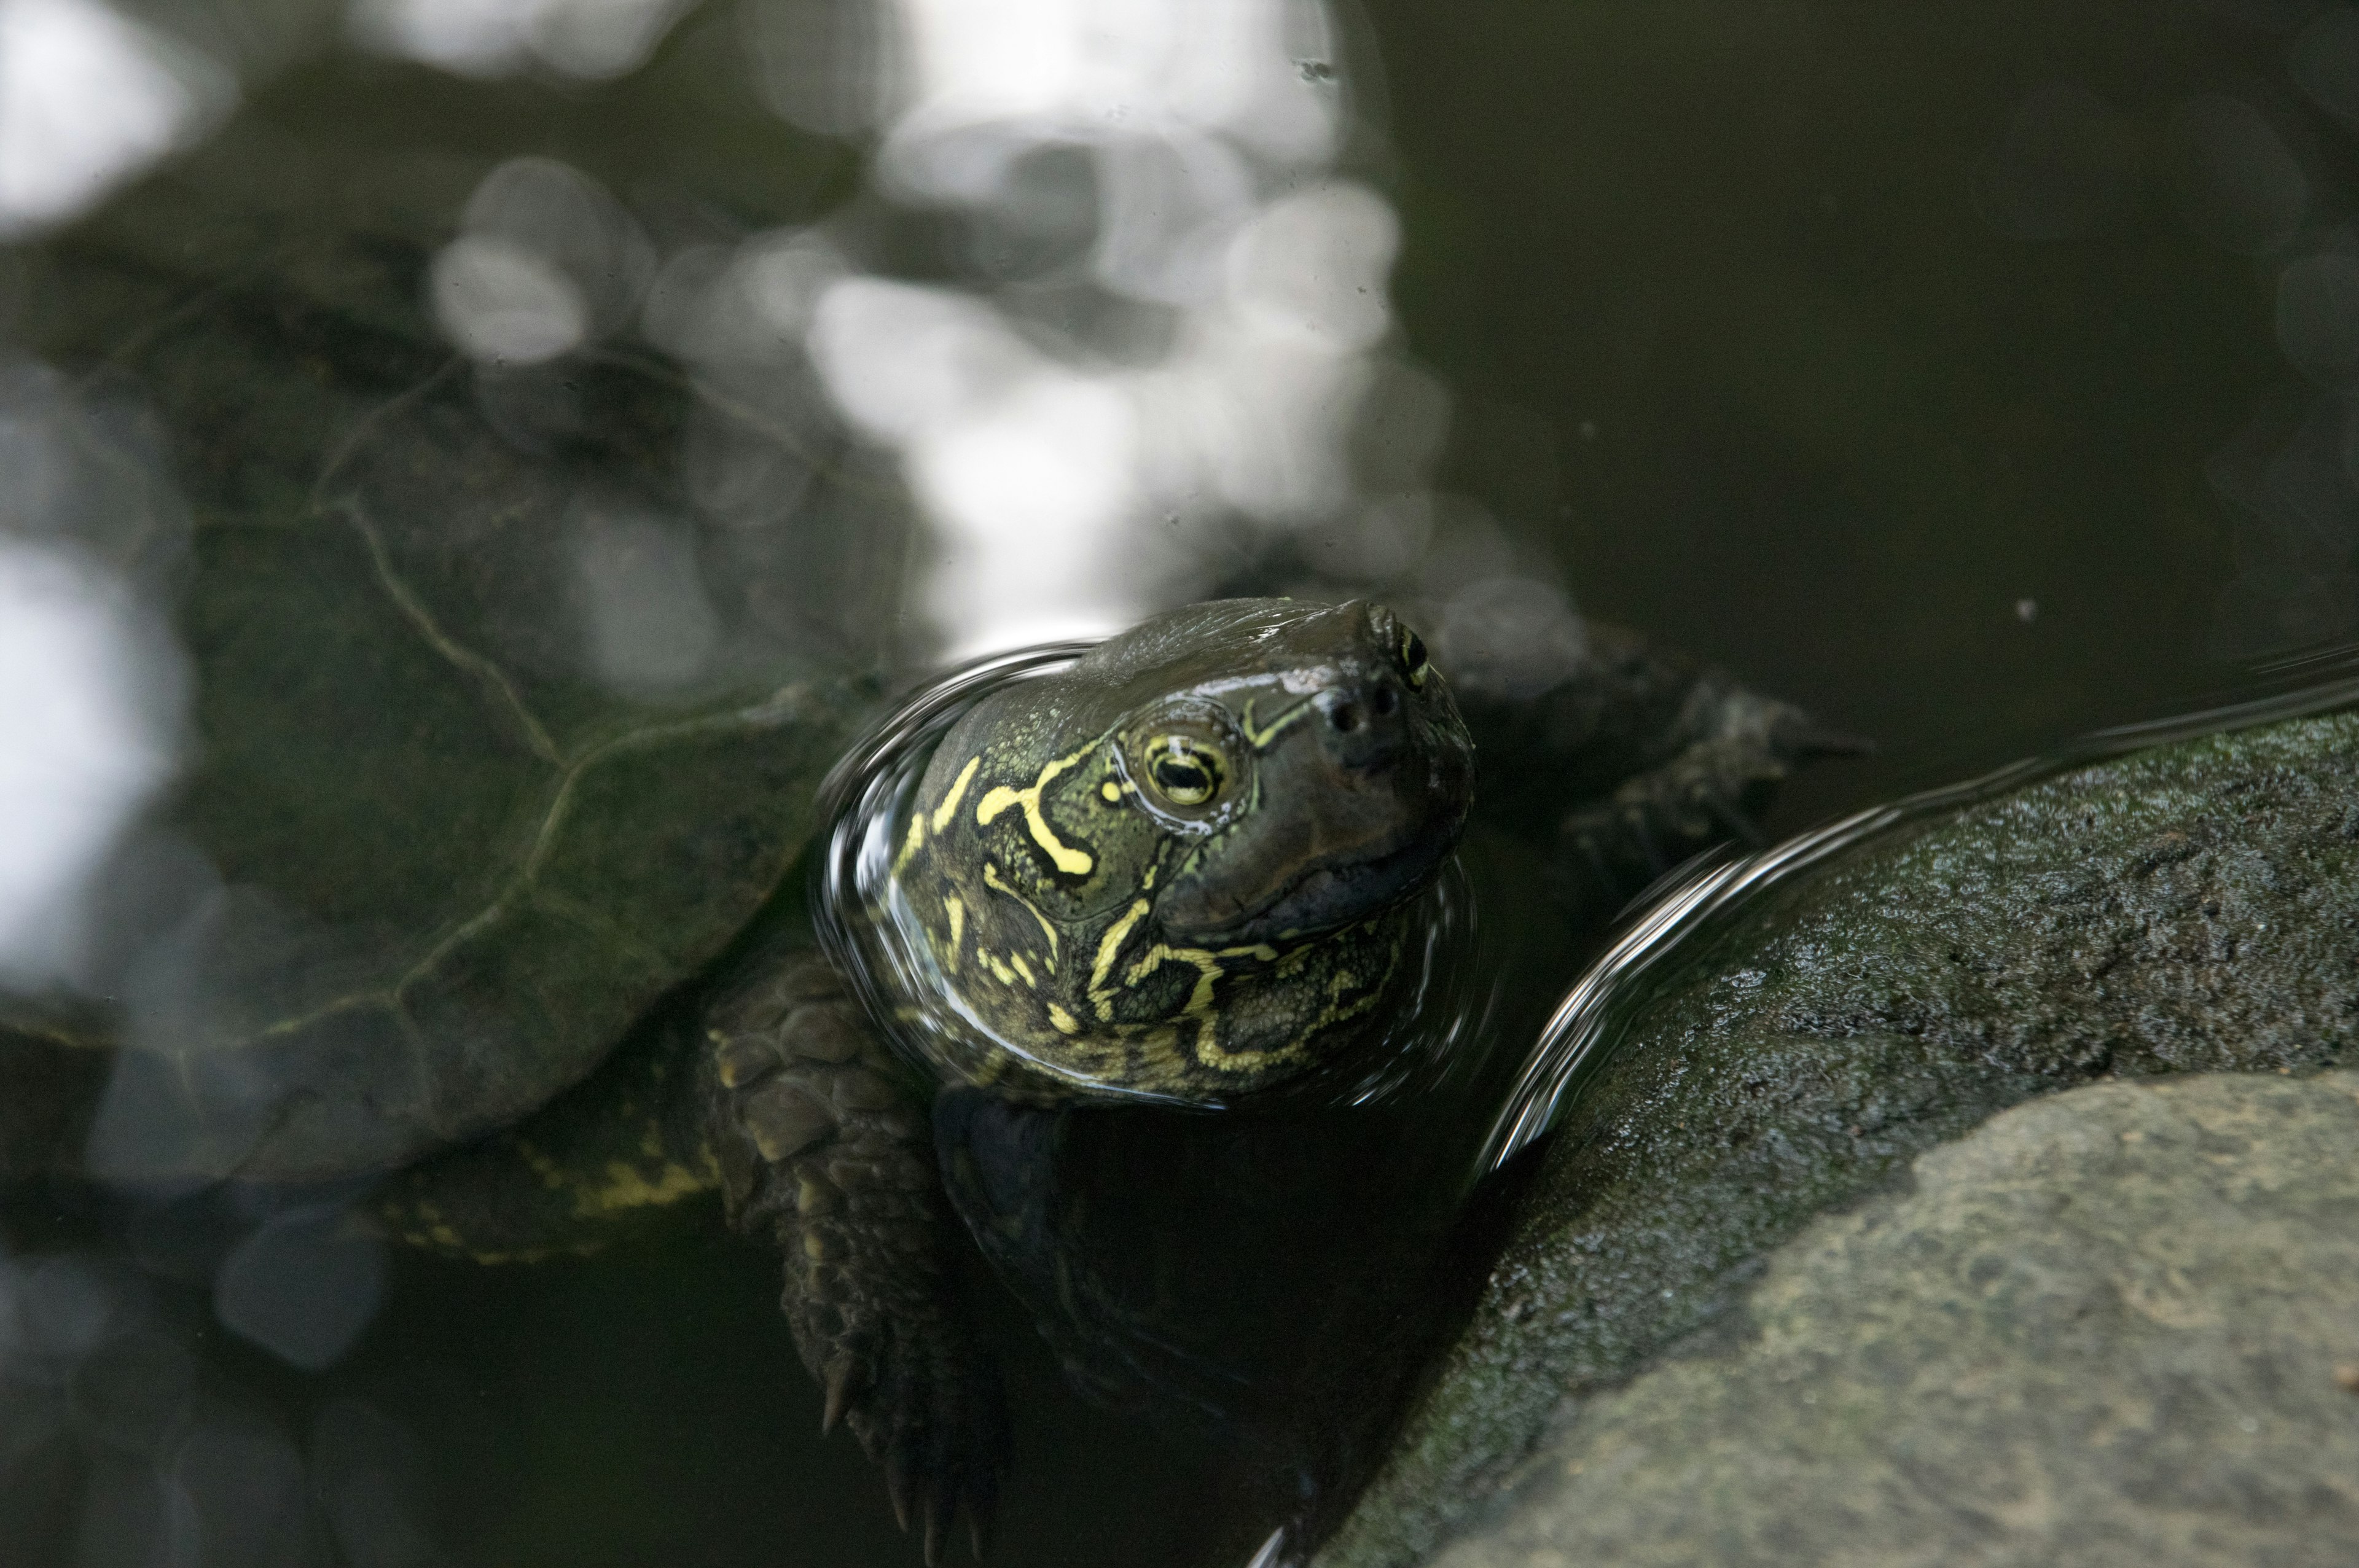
702;950;1009;1559
847;1330;1006;1564
1553;693;1865;907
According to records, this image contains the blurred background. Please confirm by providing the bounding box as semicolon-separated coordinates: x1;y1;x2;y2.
4;0;2357;1564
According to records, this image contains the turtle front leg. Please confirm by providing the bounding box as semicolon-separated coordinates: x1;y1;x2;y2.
1449;619;1863;907
1555;681;1865;897
701;951;1006;1563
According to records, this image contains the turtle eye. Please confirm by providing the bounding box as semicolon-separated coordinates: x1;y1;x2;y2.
1399;626;1431;688
1142;734;1226;808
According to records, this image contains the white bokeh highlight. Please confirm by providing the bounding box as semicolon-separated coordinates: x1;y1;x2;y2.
0;539;184;989
778;0;1411;656
348;0;697;80
0;0;235;238
570;505;724;696
430;156;656;364
429;235;590;364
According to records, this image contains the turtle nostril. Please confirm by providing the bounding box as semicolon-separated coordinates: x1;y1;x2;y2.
1372;686;1399;717
1328;702;1362;734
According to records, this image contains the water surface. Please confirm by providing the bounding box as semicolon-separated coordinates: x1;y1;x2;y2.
6;1;2357;1564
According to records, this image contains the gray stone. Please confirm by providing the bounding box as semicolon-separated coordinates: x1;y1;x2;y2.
1323;709;2359;1567
1430;1072;2359;1568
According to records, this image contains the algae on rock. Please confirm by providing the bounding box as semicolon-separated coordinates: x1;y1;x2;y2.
1321;708;2359;1568
1433;1072;2359;1567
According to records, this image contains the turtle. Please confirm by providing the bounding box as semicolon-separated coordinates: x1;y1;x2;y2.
0;193;1851;1562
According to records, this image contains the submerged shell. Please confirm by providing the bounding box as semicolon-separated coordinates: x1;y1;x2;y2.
0;182;896;1182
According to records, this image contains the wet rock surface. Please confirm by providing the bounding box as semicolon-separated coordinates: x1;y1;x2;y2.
1322;708;2359;1567
1430;1072;2359;1568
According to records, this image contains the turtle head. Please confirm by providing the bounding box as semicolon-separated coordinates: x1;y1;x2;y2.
894;599;1474;1100
1101;598;1474;946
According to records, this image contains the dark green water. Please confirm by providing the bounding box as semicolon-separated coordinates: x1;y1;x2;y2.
4;1;2355;1564
1374;0;2336;793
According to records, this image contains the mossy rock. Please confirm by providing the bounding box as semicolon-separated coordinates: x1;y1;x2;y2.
1433;1071;2359;1567
1324;706;2359;1567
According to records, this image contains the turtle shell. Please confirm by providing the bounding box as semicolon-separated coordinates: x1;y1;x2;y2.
0;179;901;1185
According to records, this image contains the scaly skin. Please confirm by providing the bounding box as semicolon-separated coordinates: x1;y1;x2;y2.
1447;621;1865;902
375;597;1847;1562
702;951;1006;1566
874;599;1474;1106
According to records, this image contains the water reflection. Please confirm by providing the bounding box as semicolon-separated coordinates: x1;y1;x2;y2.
432;158;656;366
352;0;697;80
6;0;2356;1564
769;0;1419;653
361;0;1460;660
2170;92;2307;256
0;1238;463;1567
0;360;189;993
0;0;235;236
1966;29;2359;661
0;539;184;989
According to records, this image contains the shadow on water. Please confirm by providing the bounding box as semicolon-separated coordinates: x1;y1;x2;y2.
6;0;2359;1564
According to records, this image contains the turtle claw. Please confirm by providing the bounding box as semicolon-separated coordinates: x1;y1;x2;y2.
886;1453;913;1531
824;1357;859;1435
705;952;1010;1559
923;1492;947;1567
835;1320;1007;1562
875;1422;998;1564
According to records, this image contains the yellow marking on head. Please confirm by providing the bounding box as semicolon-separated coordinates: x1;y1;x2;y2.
985;951;1020;985
1116;940;1278;1032
983;861;1062;959
943;894;965;971
1202;923;1404;1075
977;749;1096;875
895;755;985;877
1100;780;1122;802
932;755;981;832
893;813;928;876
1240;695;1318;749
1129;1022;1189;1083
1088;899;1153;1020
1194;1033;1307;1075
1009;952;1036;986
1047;1002;1081;1034
1127;943;1225;1020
